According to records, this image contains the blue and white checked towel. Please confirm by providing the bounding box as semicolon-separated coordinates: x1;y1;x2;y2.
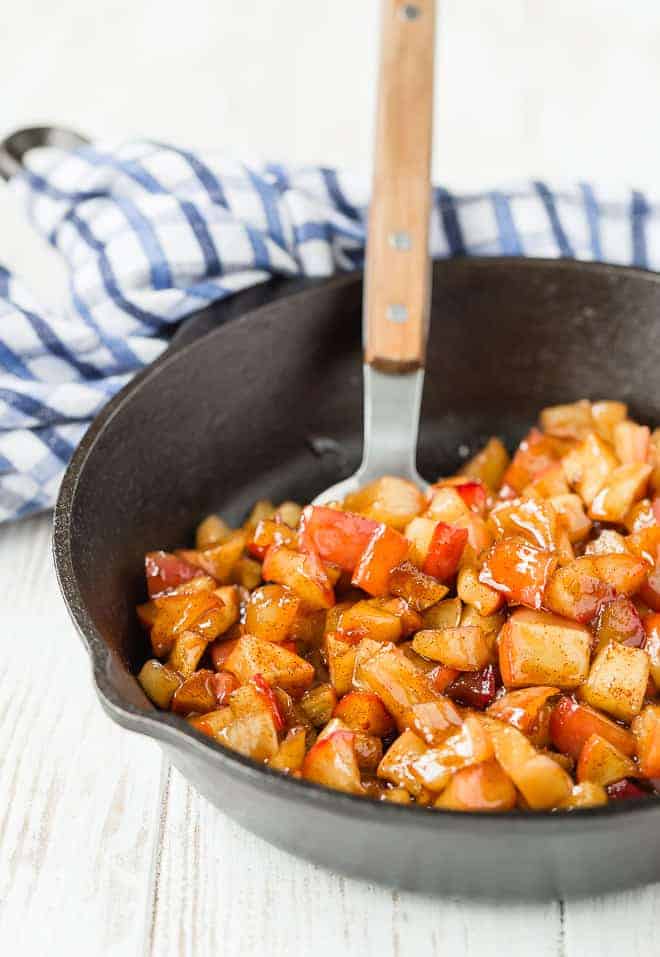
1;138;659;522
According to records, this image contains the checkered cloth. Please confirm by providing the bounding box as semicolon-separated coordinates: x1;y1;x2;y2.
0;138;658;522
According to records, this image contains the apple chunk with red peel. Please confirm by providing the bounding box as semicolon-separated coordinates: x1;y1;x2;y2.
145;550;204;597
302;730;364;795
594;595;645;651
479;537;557;610
498;609;591;690
224;634;314;697
580;641;650;722
351;525;409;597
299;506;380;572
549;696;636;759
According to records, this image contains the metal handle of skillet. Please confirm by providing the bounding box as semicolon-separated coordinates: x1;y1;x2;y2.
0;125;90;181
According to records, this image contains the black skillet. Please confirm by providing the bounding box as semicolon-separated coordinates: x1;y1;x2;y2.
8;121;659;901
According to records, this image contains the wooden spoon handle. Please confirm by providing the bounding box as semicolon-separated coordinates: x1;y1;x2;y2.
363;0;436;373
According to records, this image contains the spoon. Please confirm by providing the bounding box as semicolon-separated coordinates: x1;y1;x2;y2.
314;0;435;504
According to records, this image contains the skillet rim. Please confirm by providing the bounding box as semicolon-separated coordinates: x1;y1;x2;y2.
53;255;660;826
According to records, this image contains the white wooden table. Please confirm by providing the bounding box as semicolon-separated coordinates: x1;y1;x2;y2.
0;512;658;956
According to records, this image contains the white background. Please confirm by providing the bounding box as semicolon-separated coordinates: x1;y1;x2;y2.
1;3;660;955
1;0;659;303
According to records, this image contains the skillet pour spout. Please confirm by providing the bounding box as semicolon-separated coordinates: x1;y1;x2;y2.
54;258;660;900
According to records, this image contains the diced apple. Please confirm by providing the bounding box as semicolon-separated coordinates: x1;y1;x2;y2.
479;537;557;610
356;643;437;728
178;530;247;584
338;599;402;644
262;544;334;610
487;686;561;736
298;506;380;571
580;641;650;722
489;497;561;551
459;605;505;654
561;432;619;507
388;561;448;611
246;518;297;560
421;522;468;582
224;634;315;696
268;726;307;773
276;501;302;527
299;683;337;726
548;494;592;542
145;550;204;598
344;476;426;530
413;627;491;671
607;779;649;801
576;733;636;786
422;597;462;630
584;529;629;556
404;516;436;567
148;590;227;656
411;715;494;792
498;609;591;690
544;557;615;623
643;614;660;687
333;691;395;736
560;782;608;809
167;630;208;677
244;584;300;642
195;514;233;549
325;633;358;696
433;478;488;515
171;669;234;715
188;707;233;739
591;400;627;442
540;399;593;439
446;664;499;710
549;696;636;759
632;704;660;777
614;421;650;465
137;659;182;708
502;428;570;494
402;698;462;745
459;436;510;491
589;463;652;523
434;760;517;812
351;525;409;596
377;729;430;798
524;463;571;499
594;596;645;652
514;753;573;809
624;498;658;533
457;563;504;616
302;730;363;794
210;636;239;671
216;710;279;761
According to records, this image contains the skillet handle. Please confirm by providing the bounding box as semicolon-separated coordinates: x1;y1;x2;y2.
363;0;435;374
0;125;90;181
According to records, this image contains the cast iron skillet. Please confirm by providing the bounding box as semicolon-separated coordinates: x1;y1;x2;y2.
52;253;660;900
